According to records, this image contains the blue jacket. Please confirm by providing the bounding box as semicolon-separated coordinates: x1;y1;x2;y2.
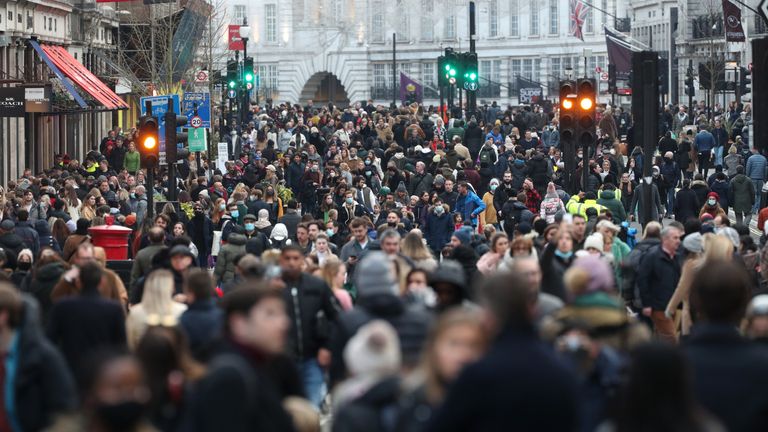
746;153;767;181
454;191;487;226
694;130;715;153
424;211;454;252
180;299;223;361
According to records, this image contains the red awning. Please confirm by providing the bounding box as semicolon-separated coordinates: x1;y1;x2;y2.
40;44;129;110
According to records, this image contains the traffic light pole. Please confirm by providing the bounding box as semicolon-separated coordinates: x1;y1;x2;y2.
143;100;156;221
392;33;397;107
467;1;477;115
241;39;249;128
166;99;177;203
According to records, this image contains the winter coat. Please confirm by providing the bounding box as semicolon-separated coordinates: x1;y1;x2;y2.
566;196;607;219
710;180;731;209
674;188;701;223
14;221;39;256
454;191;486;227
481;192;498;225
539;194;565;224
690;179;710;206
13;297;77;431
729;174;756;214
333;377;402;432
35;220;61;253
180;299;223;361
637;245;681;311
686;325;768;432
629;183;663;226
214;233;247;284
0;231;25;269
501;200;534;235
424;210;454;252
426;326;579;432
540;243;574;301
746;153;768;181
509;159;527;190
596;190;627;223
724;153;744;177
526;154;550;191
282;273;340;362
27;261;67;324
621;238;661;306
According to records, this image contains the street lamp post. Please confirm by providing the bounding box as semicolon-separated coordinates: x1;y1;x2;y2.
239;18;251;128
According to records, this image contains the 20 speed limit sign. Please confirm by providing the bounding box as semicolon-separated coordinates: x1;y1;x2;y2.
190;115;203;128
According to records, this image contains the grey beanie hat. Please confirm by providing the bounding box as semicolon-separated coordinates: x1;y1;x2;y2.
682;232;704;254
354;252;398;297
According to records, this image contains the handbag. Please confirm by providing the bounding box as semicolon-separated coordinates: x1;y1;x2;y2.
211;230;222;256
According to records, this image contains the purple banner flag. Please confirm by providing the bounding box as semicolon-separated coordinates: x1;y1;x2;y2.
723;0;746;42
399;73;423;104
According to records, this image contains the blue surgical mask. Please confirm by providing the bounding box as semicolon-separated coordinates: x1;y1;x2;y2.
326;229;335;237
490;184;498;192
345;197;354;205
231;210;239;218
219;203;226;211
554;249;573;260
130;193;135;199
365;159;371;165
245;223;255;231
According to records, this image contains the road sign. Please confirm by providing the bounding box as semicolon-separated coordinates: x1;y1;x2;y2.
140;94;181;165
182;92;211;128
600;72;609;81
195;70;209;83
217;142;229;172
464;82;478;91
190;115;203;128
227;89;237;99
188;127;207;152
228;25;244;50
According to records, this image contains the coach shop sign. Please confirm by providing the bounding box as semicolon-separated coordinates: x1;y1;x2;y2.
25;86;52;113
0;87;25;118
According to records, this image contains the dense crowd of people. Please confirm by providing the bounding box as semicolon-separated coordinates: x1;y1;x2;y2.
0;97;767;431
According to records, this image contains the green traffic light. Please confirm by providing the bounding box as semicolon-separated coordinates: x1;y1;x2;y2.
245;73;254;82
444;64;451;71
469;72;477;81
449;69;456;76
228;81;236;89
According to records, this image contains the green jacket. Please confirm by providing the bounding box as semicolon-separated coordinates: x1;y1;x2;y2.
611;238;631;295
596;190;627;223
214;233;246;283
729;174;755;213
446;126;465;143
124;150;140;173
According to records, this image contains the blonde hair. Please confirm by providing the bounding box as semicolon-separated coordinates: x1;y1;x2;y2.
703;234;734;263
141;270;177;324
400;231;434;261
321;256;344;290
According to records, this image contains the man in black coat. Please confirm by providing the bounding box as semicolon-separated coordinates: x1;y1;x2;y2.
685;260;768;432
674;179;701;223
187;203;214;268
0;284;76;431
280;245;340;407
179;269;223;362
0;219;25;270
46;261;127;374
192;284;297;432
426;272;579;432
329;252;431;387
636;225;682;344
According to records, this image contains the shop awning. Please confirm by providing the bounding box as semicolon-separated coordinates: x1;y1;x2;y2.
28;40;88;108
29;40;129;110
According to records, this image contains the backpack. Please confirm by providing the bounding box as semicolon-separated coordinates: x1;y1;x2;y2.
503;205;520;235
479;147;493;165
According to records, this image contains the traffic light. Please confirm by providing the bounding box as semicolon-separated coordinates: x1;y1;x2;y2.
443;49;460;85
740;66;751;96
559;80;578;191
226;59;238;90
437;55;446;86
137;114;159;169
243;57;254;90
164;111;188;163
461;52;479;90
576;78;597;153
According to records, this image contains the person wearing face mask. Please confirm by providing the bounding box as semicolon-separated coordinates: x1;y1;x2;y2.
423;201;454;255
10;248;33;287
338;191;367;228
480;178;500;228
262;186;283;224
699;191;726;220
539;227;576;302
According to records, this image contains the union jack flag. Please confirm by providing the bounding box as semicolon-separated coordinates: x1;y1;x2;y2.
570;0;590;41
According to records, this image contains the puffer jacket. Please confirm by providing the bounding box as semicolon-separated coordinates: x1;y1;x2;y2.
213;233;246;284
729;174;756;213
596;190;627;223
509;159;527;191
539;194;565;224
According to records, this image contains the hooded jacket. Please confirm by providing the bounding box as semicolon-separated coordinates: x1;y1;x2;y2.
0;230;25;269
729;174;756;213
596;190;627;223
214;233;247;284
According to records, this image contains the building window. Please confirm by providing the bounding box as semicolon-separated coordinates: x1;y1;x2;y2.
396;2;410;41
549;0;558;35
44;16;47;30
445;15;456;40
232;4;246;22
371;0;384;42
421;62;435;87
586;5;594;34
532;59;541;82
54;19;57;32
489;0;498;37
420;0;434;41
530;1;538;35
523;58;533;79
18;13;22;24
510;0;519;36
601;0;608;25
510;59;522;80
49;18;53;31
551;57;561;78
373;63;386;89
265;4;277;43
259;64;278;89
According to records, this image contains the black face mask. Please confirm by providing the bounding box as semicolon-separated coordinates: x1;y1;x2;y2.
17;262;31;271
388;221;397;227
266;190;275;197
95;400;145;432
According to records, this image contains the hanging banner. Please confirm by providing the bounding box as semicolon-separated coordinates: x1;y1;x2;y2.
517;77;542;104
228;25;244;50
25;86;52;113
723;0;746;42
0;87;25;117
399;73;423;105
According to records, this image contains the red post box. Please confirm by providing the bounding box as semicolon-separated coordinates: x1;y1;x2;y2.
88;220;133;260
